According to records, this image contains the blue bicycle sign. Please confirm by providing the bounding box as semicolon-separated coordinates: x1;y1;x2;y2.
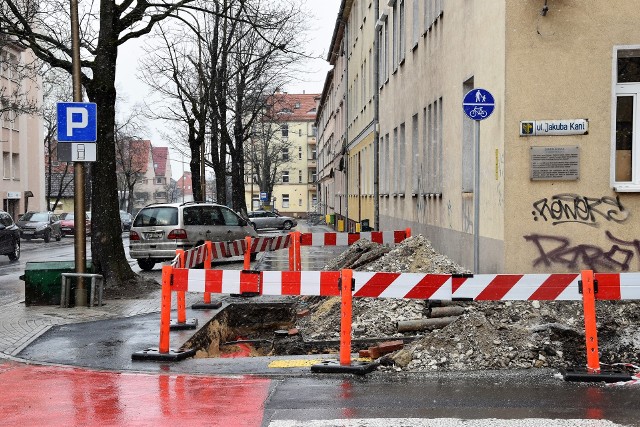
463;88;494;121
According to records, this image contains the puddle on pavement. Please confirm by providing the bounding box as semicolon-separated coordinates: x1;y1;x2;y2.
183;302;339;358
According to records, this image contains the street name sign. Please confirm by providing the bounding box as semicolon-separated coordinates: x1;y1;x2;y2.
520;119;589;136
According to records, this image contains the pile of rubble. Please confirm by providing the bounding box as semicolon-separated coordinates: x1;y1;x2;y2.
296;235;640;372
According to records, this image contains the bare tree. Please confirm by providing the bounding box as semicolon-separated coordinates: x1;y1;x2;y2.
0;36;40;118
139;0;306;216
245;96;296;207
0;0;284;286
208;0;305;217
113;106;147;211
43;66;73;211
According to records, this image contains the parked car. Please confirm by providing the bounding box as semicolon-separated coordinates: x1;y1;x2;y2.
120;211;133;232
0;210;20;261
247;210;297;230
59;212;92;237
129;201;258;271
16;211;62;242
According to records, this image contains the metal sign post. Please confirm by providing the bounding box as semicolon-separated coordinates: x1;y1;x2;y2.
60;0;97;306
462;88;495;274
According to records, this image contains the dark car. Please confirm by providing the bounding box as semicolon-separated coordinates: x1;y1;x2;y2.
17;211;63;243
0;210;20;261
120;211;133;232
59;212;91;237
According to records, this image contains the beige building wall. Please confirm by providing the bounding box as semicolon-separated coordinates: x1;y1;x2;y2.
320;1;640;274
1;45;45;219
503;1;640;273
345;0;377;231
317;26;348;223
378;0;506;272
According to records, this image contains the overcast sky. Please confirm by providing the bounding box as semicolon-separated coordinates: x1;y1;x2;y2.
114;0;342;180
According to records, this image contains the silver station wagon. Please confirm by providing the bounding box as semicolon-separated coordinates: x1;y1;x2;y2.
129;202;258;271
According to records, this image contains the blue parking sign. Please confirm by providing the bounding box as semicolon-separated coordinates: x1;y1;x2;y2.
57;102;97;142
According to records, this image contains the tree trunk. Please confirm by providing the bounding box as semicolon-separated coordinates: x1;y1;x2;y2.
85;8;136;287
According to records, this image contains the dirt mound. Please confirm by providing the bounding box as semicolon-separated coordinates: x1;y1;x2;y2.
297;235;640;373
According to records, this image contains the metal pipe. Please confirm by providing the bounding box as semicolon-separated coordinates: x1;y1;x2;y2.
474;120;480;274
71;0;87;306
396;316;458;333
373;0;380;231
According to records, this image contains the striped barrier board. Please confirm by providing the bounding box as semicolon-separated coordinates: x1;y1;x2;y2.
299;231;408;247
169;269;640;301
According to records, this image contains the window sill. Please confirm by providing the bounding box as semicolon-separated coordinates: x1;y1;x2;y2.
399;58;405;66
613;184;640;193
411;42;418;52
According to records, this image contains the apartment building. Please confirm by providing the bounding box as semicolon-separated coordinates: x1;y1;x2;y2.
245;92;319;217
1;42;44;218
317;0;640;274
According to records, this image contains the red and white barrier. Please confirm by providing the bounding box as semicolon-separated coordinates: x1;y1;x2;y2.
299;230;409;247
168;269;640;301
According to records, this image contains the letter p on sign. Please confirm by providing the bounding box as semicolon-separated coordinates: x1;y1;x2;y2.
57;102;97;142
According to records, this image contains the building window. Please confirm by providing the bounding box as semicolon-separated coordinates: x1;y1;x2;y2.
299;198;302;207
412;114;419;193
299;128;302;137
462;78;474;192
393;127;399;193
282;194;290;208
282;170;289;183
311;172;317;182
281;124;289;137
3;152;10;179
155;177;165;185
299;146;302;159
392;1;398;70
311;125;317;137
311;148;317;160
614;48;640;190
412;0;420;47
282;148;289;161
299;170;303;183
399;0;405;63
11;153;19;180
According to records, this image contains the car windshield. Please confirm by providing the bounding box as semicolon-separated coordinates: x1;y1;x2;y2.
60;213;74;220
22;212;49;222
133;207;178;227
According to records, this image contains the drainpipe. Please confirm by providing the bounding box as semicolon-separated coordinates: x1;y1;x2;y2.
344;22;349;231
373;0;380;230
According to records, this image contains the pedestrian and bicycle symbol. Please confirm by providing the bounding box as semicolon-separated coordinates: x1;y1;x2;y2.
463;88;495;121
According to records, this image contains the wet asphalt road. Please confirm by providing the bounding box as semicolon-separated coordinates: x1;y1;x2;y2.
4;223;640;425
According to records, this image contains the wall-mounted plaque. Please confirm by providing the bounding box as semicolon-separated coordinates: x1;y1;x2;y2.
530;146;579;180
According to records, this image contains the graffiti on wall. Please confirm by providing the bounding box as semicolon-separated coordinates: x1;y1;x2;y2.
523;231;640;272
531;194;629;227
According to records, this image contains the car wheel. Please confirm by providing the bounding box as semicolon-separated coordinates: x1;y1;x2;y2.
8;239;20;261
283;221;293;230
137;259;155;271
44;230;51;243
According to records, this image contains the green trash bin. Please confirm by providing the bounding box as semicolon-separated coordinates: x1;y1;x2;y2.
329;214;336;225
21;261;93;306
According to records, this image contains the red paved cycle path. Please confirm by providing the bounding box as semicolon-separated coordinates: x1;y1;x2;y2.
0;361;271;426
